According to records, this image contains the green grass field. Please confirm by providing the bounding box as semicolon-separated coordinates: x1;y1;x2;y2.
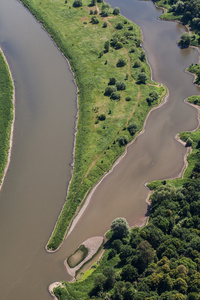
0;50;14;185
20;0;166;251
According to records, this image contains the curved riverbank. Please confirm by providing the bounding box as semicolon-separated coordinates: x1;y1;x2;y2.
0;48;15;191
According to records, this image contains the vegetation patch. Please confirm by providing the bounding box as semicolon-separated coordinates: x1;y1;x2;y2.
0;50;14;185
20;0;165;251
67;245;88;268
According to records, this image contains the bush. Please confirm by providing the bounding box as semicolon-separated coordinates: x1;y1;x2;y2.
108;77;116;85
113;7;120;15
133;60;141;68
118;135;128;146
104;86;117;96
125;96;131;101
186;137;193;147
138;72;147;83
102;21;107;28
98;114;106;121
115;41;123;50
91;16;99;24
73;0;82;7
116;81;126;91
178;33;191;48
127;122;137;135
111;92;121;100
116;22;123;30
116;58;126;67
101;9;109;17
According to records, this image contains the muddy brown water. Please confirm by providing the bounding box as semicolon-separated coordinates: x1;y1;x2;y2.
0;0;199;299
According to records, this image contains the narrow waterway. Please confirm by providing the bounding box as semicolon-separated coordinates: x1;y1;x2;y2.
0;0;199;299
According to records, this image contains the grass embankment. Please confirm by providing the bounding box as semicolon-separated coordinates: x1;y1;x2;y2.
20;0;165;251
0;50;14;186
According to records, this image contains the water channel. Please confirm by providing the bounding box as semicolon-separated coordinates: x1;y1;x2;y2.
0;0;199;299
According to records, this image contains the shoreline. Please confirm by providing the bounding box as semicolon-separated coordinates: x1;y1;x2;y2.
0;47;15;192
17;0;80;253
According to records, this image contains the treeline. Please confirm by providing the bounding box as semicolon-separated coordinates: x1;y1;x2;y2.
55;178;200;299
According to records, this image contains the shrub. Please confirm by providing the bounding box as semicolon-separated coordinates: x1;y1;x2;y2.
133;60;141;68
127;122;137;135
128;25;133;30
186;137;193;147
104;86;117;96
101;10;109;17
115;41;123;50
178;33;191;48
91;16;99;24
98;114;106;121
116;81;126;91
113;7;120;15
116;58;126;67
110;92;121;100
118;135;128;146
108;77;116;85
138;72;147;83
116;22;123;30
102;21;107;28
73;0;82;7
104;40;110;53
125;96;131;101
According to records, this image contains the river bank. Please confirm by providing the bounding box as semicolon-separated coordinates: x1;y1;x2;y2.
0;48;15;191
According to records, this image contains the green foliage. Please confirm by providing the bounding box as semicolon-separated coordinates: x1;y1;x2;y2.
111;217;129;239
116;22;123;30
178;32;191;48
73;0;82;7
91;16;99;24
127;122;137;136
116;81;126;91
116;58;126;67
113;7;120;16
104;40;110;52
0;51;14;185
138;72;147;83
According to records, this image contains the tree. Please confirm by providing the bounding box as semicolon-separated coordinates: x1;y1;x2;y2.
113;7;120;15
138;72;147;83
73;0;82;7
111;217;129;239
103;22;107;28
178;32;191;48
118;135;128;146
111;92;121;100
116;23;123;30
90;0;96;6
186;137;193;147
91;16;99;24
116;58;126;67
127;122;137;136
116;81;126;90
121;264;138;282
104;40;110;53
104;86;116;96
108;77;116;85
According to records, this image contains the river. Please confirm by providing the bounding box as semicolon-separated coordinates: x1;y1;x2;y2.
0;0;199;299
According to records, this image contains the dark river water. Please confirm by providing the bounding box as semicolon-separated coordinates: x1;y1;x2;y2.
0;0;199;299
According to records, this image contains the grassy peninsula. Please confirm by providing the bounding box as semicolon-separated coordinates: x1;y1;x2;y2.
20;0;165;251
0;50;14;186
